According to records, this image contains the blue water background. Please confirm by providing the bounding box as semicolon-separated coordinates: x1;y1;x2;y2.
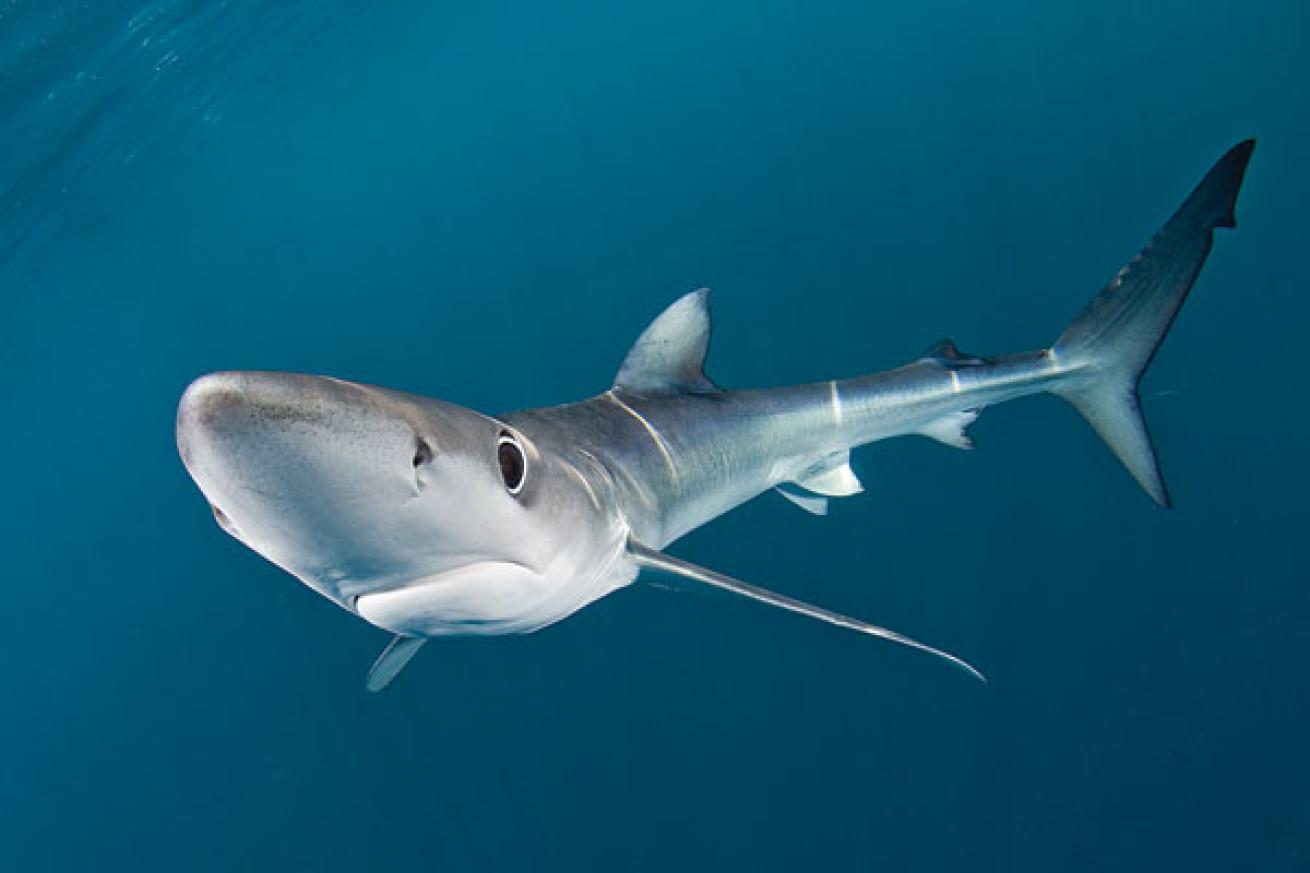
3;1;1307;869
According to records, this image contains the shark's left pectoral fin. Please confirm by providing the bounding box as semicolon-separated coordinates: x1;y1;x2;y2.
627;540;986;683
366;635;426;692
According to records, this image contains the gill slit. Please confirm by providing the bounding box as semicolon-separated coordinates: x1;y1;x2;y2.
561;459;603;514
604;391;680;485
828;380;844;427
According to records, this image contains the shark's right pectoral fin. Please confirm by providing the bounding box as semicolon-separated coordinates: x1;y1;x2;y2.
627;540;986;682
366;635;426;692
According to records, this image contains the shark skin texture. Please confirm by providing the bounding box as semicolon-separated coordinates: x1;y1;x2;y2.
176;141;1254;690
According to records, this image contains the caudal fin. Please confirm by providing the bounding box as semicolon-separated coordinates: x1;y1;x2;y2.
1052;140;1255;506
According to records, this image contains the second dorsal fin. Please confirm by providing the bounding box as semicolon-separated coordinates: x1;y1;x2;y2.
922;338;987;367
614;289;719;394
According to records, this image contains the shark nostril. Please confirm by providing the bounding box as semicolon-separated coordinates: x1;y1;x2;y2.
210;503;240;538
412;437;433;469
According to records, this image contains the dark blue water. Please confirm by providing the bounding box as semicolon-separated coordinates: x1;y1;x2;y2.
3;2;1307;869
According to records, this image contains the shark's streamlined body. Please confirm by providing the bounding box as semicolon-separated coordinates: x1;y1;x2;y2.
178;141;1253;690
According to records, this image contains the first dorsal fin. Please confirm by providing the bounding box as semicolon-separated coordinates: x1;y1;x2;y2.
614;289;719;394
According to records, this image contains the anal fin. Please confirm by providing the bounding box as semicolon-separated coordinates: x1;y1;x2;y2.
920;410;979;449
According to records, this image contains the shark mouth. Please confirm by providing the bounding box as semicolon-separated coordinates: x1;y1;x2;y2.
353;561;548;637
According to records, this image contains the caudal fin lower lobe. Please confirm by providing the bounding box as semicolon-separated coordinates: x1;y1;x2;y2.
1052;140;1255;507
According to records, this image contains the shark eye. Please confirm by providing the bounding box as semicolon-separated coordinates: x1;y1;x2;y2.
412;438;433;468
497;432;526;495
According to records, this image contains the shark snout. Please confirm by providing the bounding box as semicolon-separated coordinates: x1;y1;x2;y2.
179;371;317;481
176;370;428;559
178;371;358;449
175;369;546;613
177;370;420;491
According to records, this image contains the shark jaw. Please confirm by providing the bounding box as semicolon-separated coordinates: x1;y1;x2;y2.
175;370;633;637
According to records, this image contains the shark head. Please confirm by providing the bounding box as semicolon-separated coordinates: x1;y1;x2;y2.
176;371;632;637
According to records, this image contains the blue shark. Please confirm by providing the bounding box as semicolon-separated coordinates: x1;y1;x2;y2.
177;141;1254;690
